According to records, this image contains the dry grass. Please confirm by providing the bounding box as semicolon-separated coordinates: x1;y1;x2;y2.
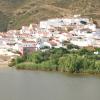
0;0;100;31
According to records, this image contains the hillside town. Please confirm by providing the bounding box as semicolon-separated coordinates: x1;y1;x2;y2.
0;15;100;56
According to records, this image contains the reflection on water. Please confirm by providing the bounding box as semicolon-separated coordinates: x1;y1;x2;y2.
0;67;100;100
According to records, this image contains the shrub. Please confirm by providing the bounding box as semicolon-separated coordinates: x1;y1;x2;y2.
8;59;16;67
16;62;39;70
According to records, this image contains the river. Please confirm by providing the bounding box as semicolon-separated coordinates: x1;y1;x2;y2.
0;67;100;100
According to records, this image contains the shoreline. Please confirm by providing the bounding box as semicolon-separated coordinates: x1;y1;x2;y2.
0;62;100;75
0;54;99;75
15;65;100;75
15;67;100;76
0;61;9;67
0;55;15;68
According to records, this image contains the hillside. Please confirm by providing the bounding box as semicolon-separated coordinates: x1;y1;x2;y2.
0;0;100;31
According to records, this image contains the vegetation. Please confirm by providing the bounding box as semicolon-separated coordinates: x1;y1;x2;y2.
9;46;100;74
0;0;100;31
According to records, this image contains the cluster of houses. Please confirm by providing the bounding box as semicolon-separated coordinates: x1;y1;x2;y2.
0;15;100;55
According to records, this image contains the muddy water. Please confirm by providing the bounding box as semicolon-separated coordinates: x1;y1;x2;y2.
0;67;100;100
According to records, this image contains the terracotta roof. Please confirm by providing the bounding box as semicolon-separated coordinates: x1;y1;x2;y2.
22;40;36;43
16;34;32;37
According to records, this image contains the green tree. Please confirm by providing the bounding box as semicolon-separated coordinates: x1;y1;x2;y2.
95;61;100;72
78;48;93;55
35;51;50;63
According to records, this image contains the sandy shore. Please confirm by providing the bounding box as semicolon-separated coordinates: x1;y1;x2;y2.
0;61;9;67
0;55;11;67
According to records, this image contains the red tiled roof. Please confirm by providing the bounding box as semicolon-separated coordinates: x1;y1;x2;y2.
49;40;58;46
16;34;32;37
22;40;36;43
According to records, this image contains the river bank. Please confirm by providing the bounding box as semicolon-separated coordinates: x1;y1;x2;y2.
0;61;8;67
0;55;14;68
9;47;100;74
12;62;100;75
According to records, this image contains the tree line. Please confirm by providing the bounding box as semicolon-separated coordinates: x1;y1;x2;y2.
9;45;100;73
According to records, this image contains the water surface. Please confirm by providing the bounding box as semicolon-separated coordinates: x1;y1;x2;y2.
0;67;100;100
